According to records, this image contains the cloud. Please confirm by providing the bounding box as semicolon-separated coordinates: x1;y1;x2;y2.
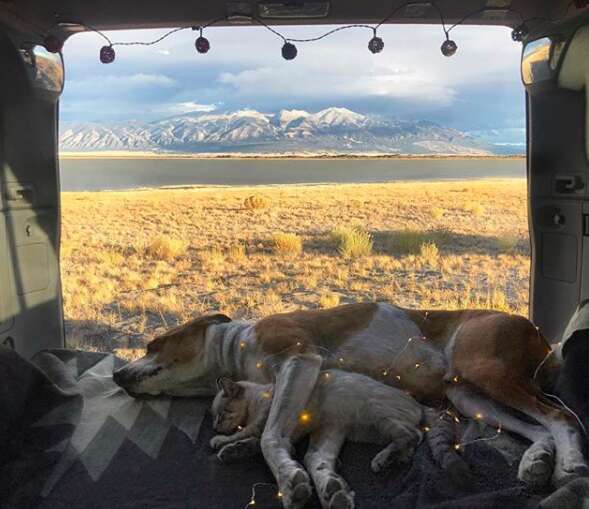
61;24;523;128
154;101;217;114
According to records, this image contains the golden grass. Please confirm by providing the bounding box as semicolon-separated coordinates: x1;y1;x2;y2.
60;178;530;352
330;225;373;258
145;236;188;261
273;233;303;256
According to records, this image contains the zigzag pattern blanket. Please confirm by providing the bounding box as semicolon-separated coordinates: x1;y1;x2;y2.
0;347;575;509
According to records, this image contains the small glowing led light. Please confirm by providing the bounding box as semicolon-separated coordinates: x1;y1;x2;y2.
249;499;256;506
396;375;401;381
407;338;413;343
415;363;421;369
475;412;483;420
452;376;460;384
423;426;430;432
454;416;460;423
299;411;311;424
296;341;302;347
497;427;502;434
454;443;461;450
324;372;330;380
339;358;344;363
382;370;388;376
256;362;263;369
237;425;244;431
240;341;247;349
277;491;283;499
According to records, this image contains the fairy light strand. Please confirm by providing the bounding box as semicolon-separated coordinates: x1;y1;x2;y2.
1;0;582;61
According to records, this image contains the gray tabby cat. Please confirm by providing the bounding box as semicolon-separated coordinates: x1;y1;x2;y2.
211;369;465;509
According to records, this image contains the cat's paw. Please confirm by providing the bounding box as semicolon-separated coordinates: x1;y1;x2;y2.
217;437;261;462
210;435;231;450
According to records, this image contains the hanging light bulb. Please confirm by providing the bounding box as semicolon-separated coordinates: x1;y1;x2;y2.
441;37;458;57
511;23;529;42
43;35;63;54
195;28;210;54
368;29;384;54
281;41;297;60
99;45;116;64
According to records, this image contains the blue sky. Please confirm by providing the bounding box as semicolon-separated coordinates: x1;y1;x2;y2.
61;24;525;137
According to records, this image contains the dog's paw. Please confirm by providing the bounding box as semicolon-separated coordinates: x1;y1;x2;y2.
210;435;230;450
320;476;354;509
280;467;313;509
217;437;261;462
328;489;355;509
518;440;555;488
552;453;589;488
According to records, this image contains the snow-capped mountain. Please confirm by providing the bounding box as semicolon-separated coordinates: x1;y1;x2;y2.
60;107;498;155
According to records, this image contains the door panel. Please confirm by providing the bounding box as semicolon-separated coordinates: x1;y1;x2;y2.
529;88;588;342
0;32;64;358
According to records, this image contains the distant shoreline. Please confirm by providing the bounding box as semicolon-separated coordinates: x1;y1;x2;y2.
59;151;525;161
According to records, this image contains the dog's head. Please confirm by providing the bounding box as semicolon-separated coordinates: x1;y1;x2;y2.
112;313;231;397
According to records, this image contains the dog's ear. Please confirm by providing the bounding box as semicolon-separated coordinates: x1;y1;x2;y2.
216;377;243;398
204;313;232;325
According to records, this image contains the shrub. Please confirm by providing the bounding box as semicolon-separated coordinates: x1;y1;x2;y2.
331;226;373;258
228;244;247;263
462;202;484;217
419;241;439;266
144;236;188;261
244;194;270;210
319;292;340;308
384;229;427;256
273;233;302;256
431;207;444;220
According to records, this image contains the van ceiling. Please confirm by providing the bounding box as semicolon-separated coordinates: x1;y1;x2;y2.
0;1;582;37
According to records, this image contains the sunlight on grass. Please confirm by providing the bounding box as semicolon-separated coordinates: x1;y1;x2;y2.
273;233;303;256
330;225;373;258
145;236;188;261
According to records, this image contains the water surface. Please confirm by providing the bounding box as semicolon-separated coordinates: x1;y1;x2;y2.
59;158;526;192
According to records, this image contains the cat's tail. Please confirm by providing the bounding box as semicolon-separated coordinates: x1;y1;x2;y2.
423;408;472;482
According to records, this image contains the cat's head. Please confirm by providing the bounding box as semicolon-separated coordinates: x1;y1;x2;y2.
211;377;249;434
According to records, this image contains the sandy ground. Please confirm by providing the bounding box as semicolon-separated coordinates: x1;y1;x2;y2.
60;178;529;358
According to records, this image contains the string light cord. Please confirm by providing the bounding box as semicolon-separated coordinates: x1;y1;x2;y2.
243;482;279;508
532;335;587;436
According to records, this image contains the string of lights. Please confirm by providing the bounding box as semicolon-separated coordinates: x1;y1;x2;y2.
0;1;584;63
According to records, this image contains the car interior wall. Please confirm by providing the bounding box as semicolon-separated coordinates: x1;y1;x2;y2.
529;24;589;342
0;32;64;358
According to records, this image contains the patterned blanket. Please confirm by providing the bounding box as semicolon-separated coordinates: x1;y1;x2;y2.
0;347;580;509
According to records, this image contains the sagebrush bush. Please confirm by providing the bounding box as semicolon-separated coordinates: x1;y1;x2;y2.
419;241;439;266
331;226;373;258
319;292;340;308
144;236;188;261
244;194;270;210
228;244;247;262
273;233;302;256
462;202;484;217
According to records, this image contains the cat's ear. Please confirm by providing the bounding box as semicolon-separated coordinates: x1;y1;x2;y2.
216;377;243;398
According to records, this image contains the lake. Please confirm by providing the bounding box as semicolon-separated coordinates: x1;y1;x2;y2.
59;157;526;192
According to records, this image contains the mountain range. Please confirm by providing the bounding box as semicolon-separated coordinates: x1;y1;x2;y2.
59;107;519;156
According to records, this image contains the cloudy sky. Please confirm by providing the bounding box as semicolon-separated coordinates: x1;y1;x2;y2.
61;24;525;138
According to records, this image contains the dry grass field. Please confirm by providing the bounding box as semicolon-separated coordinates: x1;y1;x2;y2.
61;178;530;358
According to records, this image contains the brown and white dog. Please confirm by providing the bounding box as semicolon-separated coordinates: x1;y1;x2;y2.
113;302;587;508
